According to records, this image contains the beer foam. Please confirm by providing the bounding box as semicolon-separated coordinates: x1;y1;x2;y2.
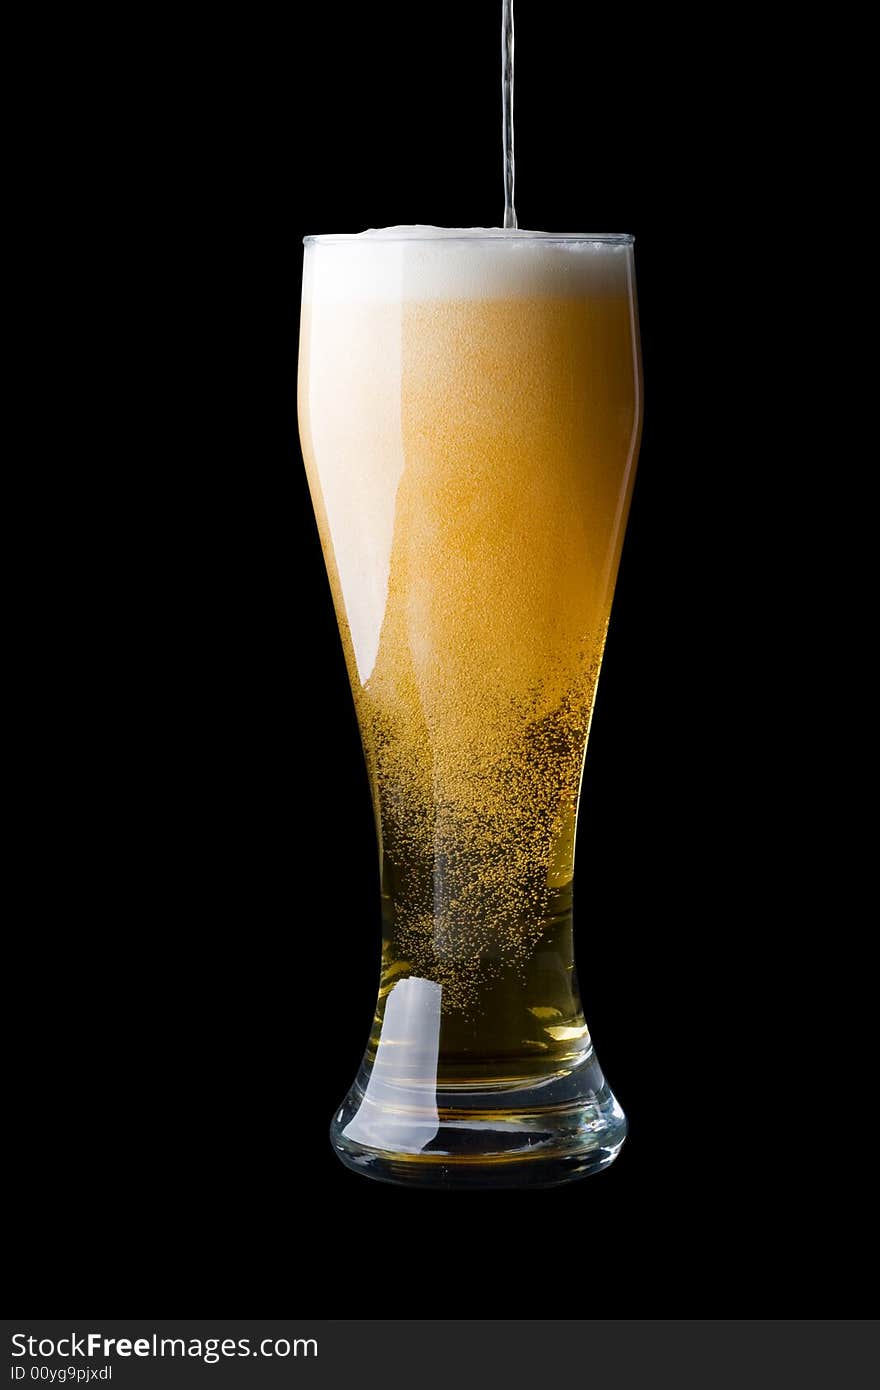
302;226;633;302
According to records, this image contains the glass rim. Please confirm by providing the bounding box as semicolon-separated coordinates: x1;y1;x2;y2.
303;231;634;246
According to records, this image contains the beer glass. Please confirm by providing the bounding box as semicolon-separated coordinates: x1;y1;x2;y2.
298;229;642;1187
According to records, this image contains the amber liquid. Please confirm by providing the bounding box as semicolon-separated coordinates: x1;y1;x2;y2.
300;291;641;1085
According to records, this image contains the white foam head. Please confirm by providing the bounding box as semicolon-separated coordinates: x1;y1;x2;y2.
302;226;633;303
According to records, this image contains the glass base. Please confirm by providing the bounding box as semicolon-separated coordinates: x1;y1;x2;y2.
329;1048;627;1189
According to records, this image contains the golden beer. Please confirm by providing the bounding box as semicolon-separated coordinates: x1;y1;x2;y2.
299;229;642;1186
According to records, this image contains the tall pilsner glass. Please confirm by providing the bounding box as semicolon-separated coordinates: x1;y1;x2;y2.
298;229;642;1187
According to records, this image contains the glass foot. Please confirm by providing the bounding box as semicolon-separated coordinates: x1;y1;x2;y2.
330;1048;627;1189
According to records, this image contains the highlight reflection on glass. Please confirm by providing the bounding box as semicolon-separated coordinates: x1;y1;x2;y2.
298;228;642;1187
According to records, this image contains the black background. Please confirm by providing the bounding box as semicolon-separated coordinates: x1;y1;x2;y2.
10;4;859;1315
